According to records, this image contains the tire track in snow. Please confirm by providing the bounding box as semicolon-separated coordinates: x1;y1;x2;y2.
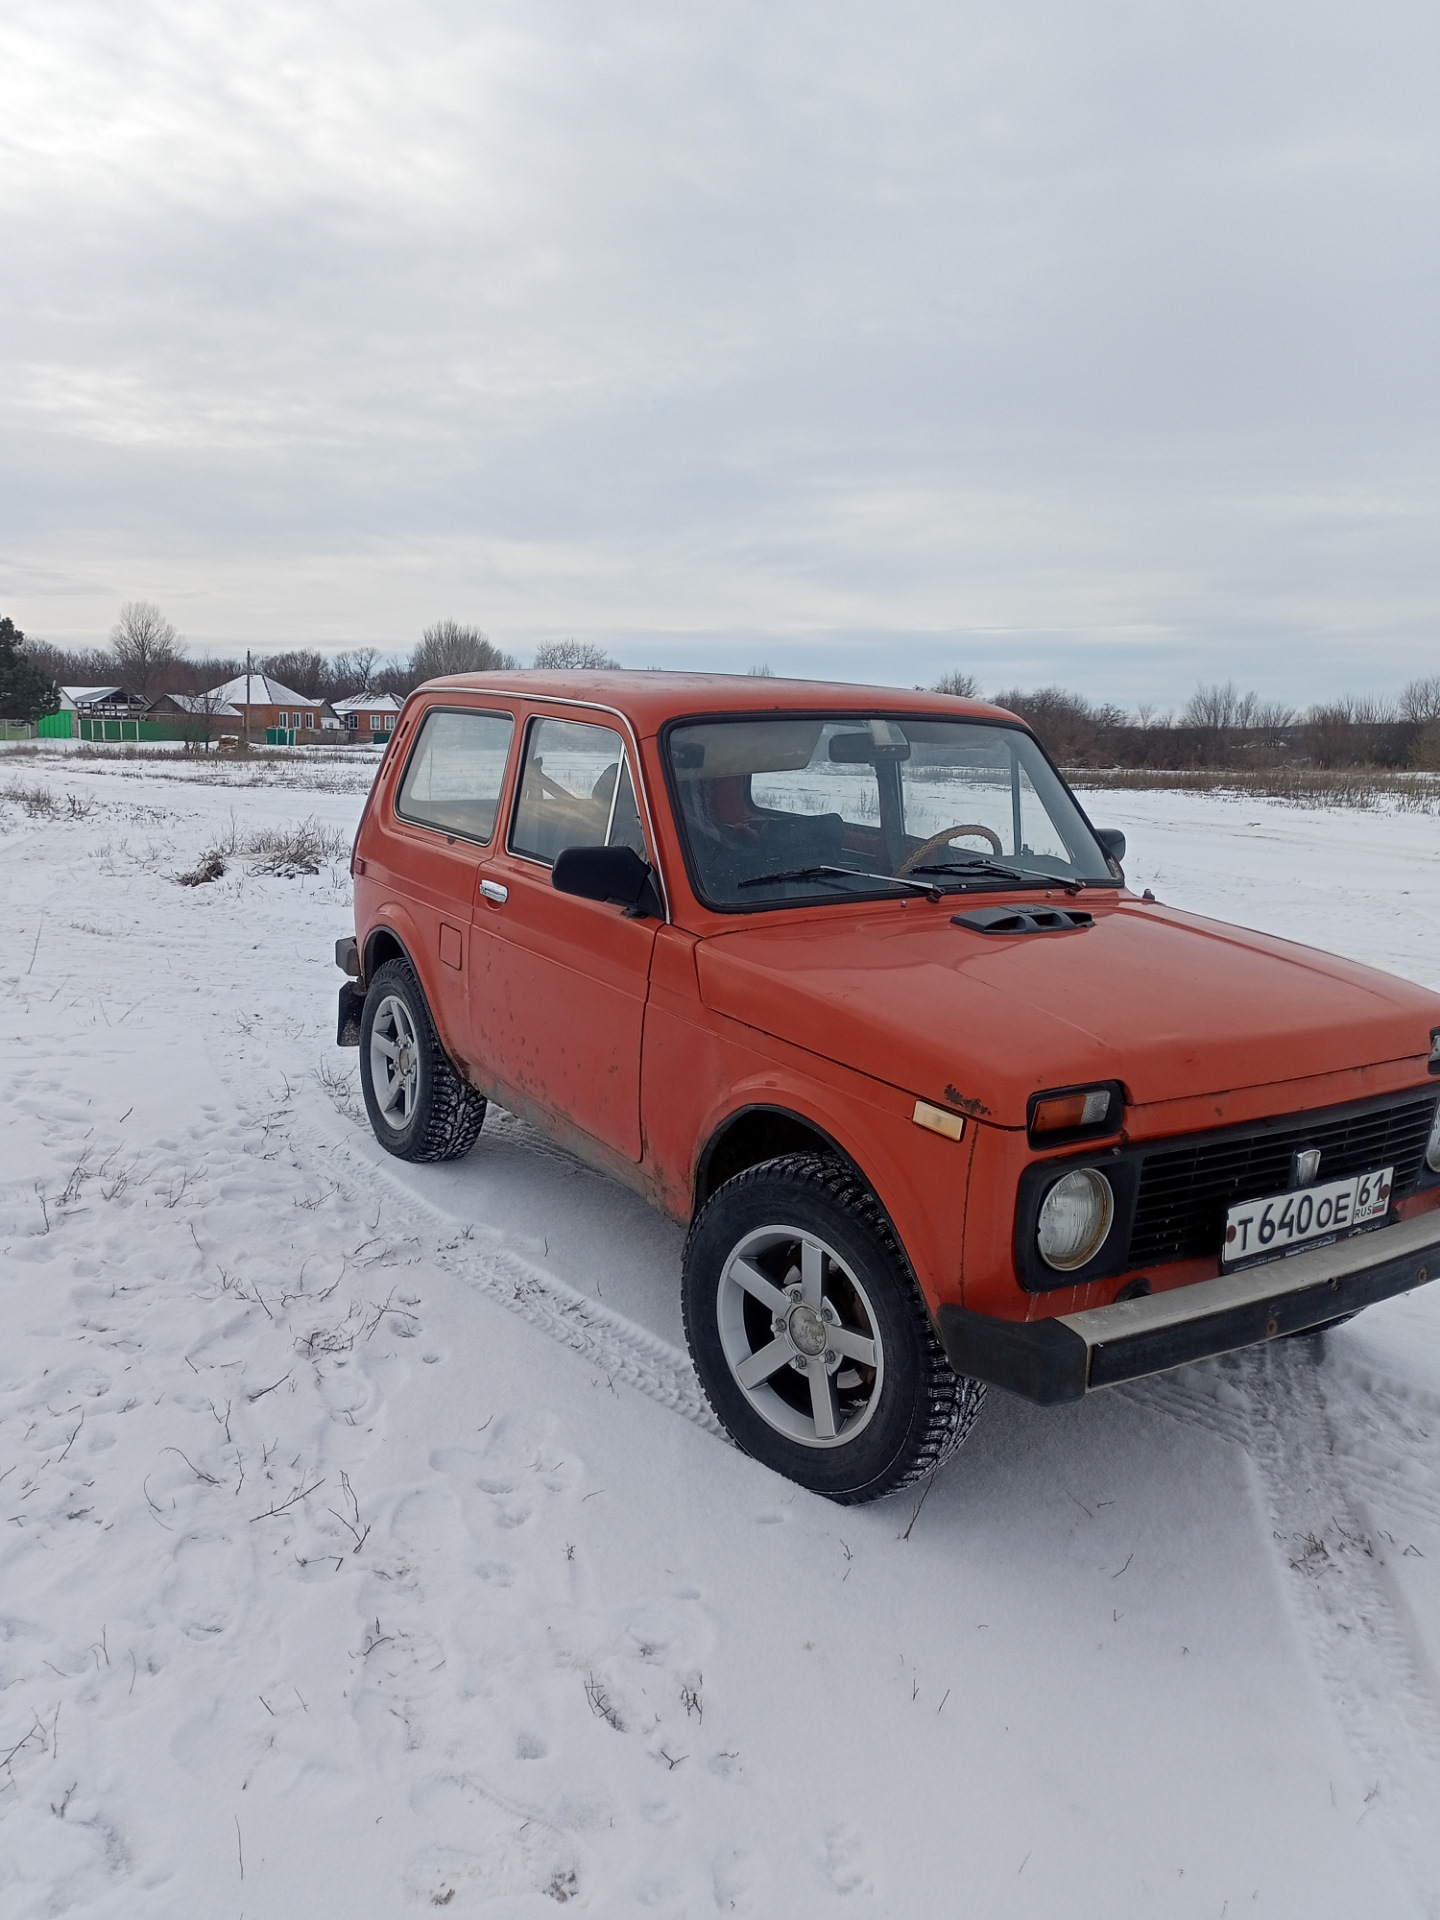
259;1087;724;1441
1126;1347;1440;1916
1126;1362;1440;1536
432;1228;723;1441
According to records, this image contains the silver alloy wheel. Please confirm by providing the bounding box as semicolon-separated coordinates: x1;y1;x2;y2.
716;1225;885;1448
369;993;421;1129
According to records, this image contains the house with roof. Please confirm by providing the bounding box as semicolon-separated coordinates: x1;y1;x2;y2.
331;692;403;743
37;685;155;740
147;691;243;739
40;681;257;745
59;685;148;720
202;673;338;741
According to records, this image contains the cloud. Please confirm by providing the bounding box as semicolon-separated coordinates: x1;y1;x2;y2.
2;0;1437;697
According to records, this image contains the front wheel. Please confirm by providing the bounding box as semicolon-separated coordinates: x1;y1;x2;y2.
358;957;487;1162
682;1153;985;1503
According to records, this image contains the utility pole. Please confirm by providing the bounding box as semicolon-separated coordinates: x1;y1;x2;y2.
246;649;253;745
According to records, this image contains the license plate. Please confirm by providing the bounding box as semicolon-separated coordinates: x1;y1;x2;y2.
1222;1166;1393;1266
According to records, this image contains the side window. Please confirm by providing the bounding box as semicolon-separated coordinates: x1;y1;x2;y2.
395;708;516;843
511;716;647;866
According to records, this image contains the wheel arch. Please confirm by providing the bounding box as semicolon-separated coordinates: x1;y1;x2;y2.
362;923;413;980
689;1087;969;1319
359;911;471;1080
695;1104;868;1213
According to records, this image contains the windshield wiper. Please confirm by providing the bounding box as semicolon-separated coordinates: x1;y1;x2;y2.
907;858;1086;896
736;864;941;901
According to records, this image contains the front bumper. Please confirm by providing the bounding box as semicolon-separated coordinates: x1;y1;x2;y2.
938;1211;1440;1405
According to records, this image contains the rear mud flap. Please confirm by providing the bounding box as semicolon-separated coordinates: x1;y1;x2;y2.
337;980;364;1047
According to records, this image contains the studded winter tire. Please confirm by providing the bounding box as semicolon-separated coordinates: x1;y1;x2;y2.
358;957;487;1163
682;1153;985;1503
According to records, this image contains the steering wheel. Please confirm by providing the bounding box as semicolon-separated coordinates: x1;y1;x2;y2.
897;822;1004;876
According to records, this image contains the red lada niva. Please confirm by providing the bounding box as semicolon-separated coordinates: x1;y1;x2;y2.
336;672;1440;1502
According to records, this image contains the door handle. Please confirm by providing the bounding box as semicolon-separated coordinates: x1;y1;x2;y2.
479;879;508;905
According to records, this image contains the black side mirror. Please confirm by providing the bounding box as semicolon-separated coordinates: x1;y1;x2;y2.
552;844;663;917
1093;827;1126;878
1094;828;1126;863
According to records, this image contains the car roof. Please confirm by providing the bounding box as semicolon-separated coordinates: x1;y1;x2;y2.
415;669;1021;736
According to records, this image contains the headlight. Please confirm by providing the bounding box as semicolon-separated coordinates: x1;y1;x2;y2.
1427;1102;1440;1173
1037;1168;1115;1271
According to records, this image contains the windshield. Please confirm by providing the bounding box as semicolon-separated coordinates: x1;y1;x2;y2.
665;713;1113;909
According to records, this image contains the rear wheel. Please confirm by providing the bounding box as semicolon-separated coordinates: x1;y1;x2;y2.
358;957;487;1162
682;1153;984;1503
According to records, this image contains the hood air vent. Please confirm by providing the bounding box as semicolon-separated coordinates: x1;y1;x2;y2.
953;905;1094;935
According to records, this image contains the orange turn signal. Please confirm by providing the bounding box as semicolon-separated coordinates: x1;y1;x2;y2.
913;1100;965;1142
1030;1087;1115;1136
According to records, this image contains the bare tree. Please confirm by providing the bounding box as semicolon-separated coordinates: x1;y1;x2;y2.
263;650;327;699
411;621;517;681
1350;691;1397;726
1250;699;1296;744
1181;681;1242;732
26;639;114;687
1306;700;1353;768
331;647;382;696
747;663;775;677
1401;675;1440;725
532;638;620;670
110;600;185;698
931;669;979;698
1348;692;1400;765
990;686;1124;764
192;683;235;754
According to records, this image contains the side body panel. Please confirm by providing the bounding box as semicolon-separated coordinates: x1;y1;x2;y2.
469;854;658;1160
639;926;975;1308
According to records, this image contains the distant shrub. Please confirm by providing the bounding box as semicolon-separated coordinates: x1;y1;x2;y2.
176;850;227;887
245;817;350;875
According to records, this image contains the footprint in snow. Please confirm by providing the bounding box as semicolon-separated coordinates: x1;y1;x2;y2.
405;1772;581;1909
823;1823;878;1898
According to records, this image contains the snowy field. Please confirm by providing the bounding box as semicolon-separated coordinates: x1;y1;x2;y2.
4;743;1440;1919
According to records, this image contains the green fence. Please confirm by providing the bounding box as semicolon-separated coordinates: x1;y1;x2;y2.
74;715;217;744
1;719;36;740
35;712;345;748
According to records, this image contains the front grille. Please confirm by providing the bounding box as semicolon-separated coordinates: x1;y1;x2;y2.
1127;1095;1438;1266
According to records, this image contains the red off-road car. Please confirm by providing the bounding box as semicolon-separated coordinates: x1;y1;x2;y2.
337;673;1440;1502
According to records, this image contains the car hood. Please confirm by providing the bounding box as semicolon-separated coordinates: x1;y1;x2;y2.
694;898;1440;1126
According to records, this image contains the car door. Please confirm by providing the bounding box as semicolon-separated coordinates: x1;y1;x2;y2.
385;702;518;1005
469;709;660;1160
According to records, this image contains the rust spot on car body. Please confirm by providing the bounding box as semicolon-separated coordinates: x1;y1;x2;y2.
944;1084;991;1117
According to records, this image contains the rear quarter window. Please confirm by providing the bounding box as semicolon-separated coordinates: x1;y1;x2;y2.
395;707;515;843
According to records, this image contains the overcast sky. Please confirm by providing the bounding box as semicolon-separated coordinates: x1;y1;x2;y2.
2;0;1437;702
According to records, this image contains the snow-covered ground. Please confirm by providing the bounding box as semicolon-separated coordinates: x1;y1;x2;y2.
4;746;1440;1919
